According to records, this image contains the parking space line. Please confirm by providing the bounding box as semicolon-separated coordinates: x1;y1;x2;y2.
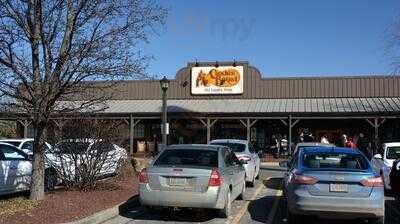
230;177;270;224
266;189;283;224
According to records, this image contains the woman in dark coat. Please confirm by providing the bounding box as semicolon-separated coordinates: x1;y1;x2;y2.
390;159;400;200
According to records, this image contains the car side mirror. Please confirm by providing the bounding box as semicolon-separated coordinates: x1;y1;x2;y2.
373;154;383;160
279;161;289;168
240;159;248;165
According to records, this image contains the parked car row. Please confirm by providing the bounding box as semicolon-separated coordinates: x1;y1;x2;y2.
139;139;261;217
0;138;127;196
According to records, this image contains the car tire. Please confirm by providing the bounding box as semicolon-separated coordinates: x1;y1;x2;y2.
288;210;305;224
219;191;231;218
368;216;384;224
238;181;246;200
44;169;57;192
249;170;256;187
255;167;260;180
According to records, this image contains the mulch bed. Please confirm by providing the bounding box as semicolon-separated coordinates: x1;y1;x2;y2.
0;177;138;224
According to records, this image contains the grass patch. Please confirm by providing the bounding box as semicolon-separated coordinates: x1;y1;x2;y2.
0;197;40;217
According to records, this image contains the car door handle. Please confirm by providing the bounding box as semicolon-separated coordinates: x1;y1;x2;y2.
10;166;18;170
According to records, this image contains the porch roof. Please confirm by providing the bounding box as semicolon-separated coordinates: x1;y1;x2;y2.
92;97;400;114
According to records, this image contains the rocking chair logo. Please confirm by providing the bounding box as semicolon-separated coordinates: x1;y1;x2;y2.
191;66;244;95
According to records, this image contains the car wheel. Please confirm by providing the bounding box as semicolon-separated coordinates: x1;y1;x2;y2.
44;169;57;192
255;167;260;180
238;181;246;200
288;210;305;224
219;191;231;218
249;170;256;187
368;216;384;224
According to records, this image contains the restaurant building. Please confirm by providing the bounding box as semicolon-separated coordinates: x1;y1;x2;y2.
9;61;400;154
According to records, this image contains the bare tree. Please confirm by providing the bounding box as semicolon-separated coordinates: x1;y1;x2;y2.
386;19;400;75
0;0;167;200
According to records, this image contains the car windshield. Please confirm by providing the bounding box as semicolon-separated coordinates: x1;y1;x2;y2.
154;149;218;167
1;141;21;147
387;147;400;160
210;142;245;152
302;152;369;171
55;142;90;154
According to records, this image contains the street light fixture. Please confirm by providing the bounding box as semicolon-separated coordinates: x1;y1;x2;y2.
160;76;169;148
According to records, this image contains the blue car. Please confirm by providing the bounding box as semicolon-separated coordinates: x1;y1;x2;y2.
282;147;385;224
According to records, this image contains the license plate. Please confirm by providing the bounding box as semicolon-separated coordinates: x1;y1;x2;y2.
329;183;348;192
169;178;187;186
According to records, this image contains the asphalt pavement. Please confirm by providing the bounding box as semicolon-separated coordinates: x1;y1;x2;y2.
102;164;400;224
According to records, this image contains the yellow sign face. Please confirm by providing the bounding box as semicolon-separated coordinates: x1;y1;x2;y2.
191;66;244;95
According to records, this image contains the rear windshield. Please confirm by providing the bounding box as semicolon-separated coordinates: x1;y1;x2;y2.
154;149;218;167
387;147;400;160
1;141;21;147
302;152;369;171
210;142;245;153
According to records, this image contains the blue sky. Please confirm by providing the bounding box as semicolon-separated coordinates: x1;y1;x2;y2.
142;0;399;78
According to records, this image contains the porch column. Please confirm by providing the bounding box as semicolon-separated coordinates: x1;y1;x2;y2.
18;120;31;138
53;119;65;140
126;115;141;156
280;116;299;155
366;118;386;155
239;119;258;143
199;118;218;144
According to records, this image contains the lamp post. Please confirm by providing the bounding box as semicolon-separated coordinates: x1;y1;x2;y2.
160;76;169;148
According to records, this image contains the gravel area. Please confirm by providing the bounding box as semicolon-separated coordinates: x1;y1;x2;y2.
0;178;138;224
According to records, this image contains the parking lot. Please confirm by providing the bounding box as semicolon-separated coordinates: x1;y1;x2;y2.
102;165;400;224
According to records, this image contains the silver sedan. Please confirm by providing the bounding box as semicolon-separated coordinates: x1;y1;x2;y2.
139;144;246;217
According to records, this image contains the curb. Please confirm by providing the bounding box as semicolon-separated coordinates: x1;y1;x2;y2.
66;196;141;224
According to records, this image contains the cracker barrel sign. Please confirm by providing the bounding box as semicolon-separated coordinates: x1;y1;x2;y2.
191;66;244;95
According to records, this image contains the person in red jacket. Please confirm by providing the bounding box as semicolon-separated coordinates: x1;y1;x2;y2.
345;138;357;149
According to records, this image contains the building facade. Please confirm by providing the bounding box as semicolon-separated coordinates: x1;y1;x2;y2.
9;61;400;154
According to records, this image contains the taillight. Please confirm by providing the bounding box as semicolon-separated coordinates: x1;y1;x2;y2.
138;168;148;183
360;177;383;187
208;169;223;186
289;174;318;185
238;155;251;162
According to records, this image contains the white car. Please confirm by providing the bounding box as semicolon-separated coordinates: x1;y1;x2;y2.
0;138;52;155
210;139;260;187
371;142;400;192
46;139;128;181
0;142;57;196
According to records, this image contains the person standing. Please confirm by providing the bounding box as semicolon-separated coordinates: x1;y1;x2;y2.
357;133;370;159
345;137;357;149
321;134;329;144
390;159;400;200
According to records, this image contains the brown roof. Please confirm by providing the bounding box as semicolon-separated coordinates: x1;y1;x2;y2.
69;61;400;101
